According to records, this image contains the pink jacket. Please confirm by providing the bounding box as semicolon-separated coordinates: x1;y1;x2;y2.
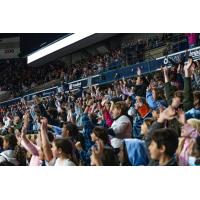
178;123;199;166
103;109;113;127
185;33;198;45
21;139;41;166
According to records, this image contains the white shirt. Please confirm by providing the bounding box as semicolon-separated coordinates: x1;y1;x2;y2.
111;115;132;139
54;158;76;166
3;117;11;128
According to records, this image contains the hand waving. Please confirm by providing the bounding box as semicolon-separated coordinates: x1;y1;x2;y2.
184;57;193;77
137;67;142;76
158;106;176;123
177;109;186;125
90;139;104;166
40;117;48;130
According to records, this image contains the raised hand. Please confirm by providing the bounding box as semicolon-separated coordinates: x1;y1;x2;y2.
162;66;169;75
161;66;170;83
75;141;83;151
184;57;193;72
101;98;108;106
15;129;22;142
146;84;152;91
23;113;30;127
158;106;176;123
92;102;97;108
184;57;193;77
177;64;181;74
176;109;186;125
137;67;142;76
40;117;48;130
90;139;104;166
21;113;30;138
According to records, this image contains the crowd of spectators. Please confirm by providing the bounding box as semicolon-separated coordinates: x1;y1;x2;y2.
0;59;65;98
0;33;199;100
121;34;176;65
0;55;200;166
66;49;123;80
0;49;123;99
122;33;199;64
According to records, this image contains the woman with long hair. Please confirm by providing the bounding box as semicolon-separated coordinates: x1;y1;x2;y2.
0;134;27;166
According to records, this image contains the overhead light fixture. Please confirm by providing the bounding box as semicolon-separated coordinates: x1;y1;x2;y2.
27;33;95;64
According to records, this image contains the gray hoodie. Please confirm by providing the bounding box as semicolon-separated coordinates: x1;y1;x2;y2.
0;150;19;166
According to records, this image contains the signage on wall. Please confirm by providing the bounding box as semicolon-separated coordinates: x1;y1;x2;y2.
69;82;82;90
0;37;20;59
0;48;20;59
158;46;200;65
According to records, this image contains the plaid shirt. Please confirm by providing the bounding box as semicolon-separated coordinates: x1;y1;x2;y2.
79;113;94;165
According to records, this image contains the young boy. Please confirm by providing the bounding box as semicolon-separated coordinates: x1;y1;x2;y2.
148;128;178;166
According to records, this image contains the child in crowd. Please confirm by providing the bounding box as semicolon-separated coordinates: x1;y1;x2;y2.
177;118;200;166
148;128;178;166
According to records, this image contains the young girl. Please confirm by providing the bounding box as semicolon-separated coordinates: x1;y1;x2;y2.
76;126;118;166
91;126;111;147
140;118;155;139
40;118;76;166
90;139;119;166
177;118;200;166
51;138;76;166
90;126;119;166
0;134;27;166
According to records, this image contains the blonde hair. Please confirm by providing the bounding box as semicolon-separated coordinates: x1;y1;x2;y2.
187;119;200;132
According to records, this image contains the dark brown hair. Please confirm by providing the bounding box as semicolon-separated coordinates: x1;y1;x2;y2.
174;90;184;102
143;118;155;129
93;126;110;145
4;134;27;166
151;128;178;157
54;138;74;159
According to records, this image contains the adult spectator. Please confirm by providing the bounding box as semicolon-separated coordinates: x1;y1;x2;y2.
110;101;132;139
185;33;198;49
